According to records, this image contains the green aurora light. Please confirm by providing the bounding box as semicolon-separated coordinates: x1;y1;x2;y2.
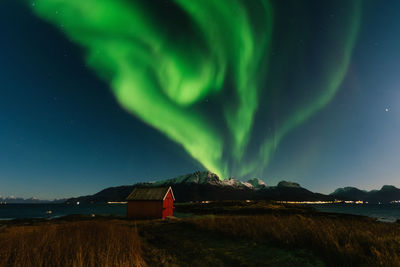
29;0;362;179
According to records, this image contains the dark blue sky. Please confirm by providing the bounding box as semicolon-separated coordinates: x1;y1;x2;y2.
1;1;399;199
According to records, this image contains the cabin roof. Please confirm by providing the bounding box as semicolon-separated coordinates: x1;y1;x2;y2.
126;186;175;201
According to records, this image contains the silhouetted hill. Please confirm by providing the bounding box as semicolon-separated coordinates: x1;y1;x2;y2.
331;187;369;201
262;181;332;201
331;185;400;203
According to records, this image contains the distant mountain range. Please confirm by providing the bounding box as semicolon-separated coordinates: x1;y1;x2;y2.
0;196;66;204
330;185;400;203
6;172;400;204
66;171;334;204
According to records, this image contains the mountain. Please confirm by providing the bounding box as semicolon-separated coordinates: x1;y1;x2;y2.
277;181;301;188
331;187;369;201
331;185;400;203
263;180;332;202
0;196;66;204
66;171;334;203
151;171;266;189
244;178;267;189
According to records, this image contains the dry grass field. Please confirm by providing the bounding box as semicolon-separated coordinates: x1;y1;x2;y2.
0;221;146;267
190;214;400;266
1;202;400;266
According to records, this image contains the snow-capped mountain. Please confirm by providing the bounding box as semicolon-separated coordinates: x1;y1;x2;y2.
0;196;65;203
244;178;267;189
152;171;267;190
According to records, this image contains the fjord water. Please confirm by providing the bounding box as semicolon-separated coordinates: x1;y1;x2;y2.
0;203;127;220
311;203;400;222
1;203;400;222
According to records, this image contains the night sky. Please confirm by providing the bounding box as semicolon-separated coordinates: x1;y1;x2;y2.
1;0;399;199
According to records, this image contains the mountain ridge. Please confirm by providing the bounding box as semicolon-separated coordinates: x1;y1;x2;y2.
6;172;399;204
331;185;400;203
0;196;66;204
66;171;333;203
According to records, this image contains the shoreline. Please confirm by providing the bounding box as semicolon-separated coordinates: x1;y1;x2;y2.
1;201;400;224
0;205;399;225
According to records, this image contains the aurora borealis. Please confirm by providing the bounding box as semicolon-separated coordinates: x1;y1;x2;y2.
26;0;361;179
2;0;400;198
27;0;275;179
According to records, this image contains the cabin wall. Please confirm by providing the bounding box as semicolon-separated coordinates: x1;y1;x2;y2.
127;201;163;219
162;191;174;218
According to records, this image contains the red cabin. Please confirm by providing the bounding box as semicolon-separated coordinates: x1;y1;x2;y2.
126;187;175;219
